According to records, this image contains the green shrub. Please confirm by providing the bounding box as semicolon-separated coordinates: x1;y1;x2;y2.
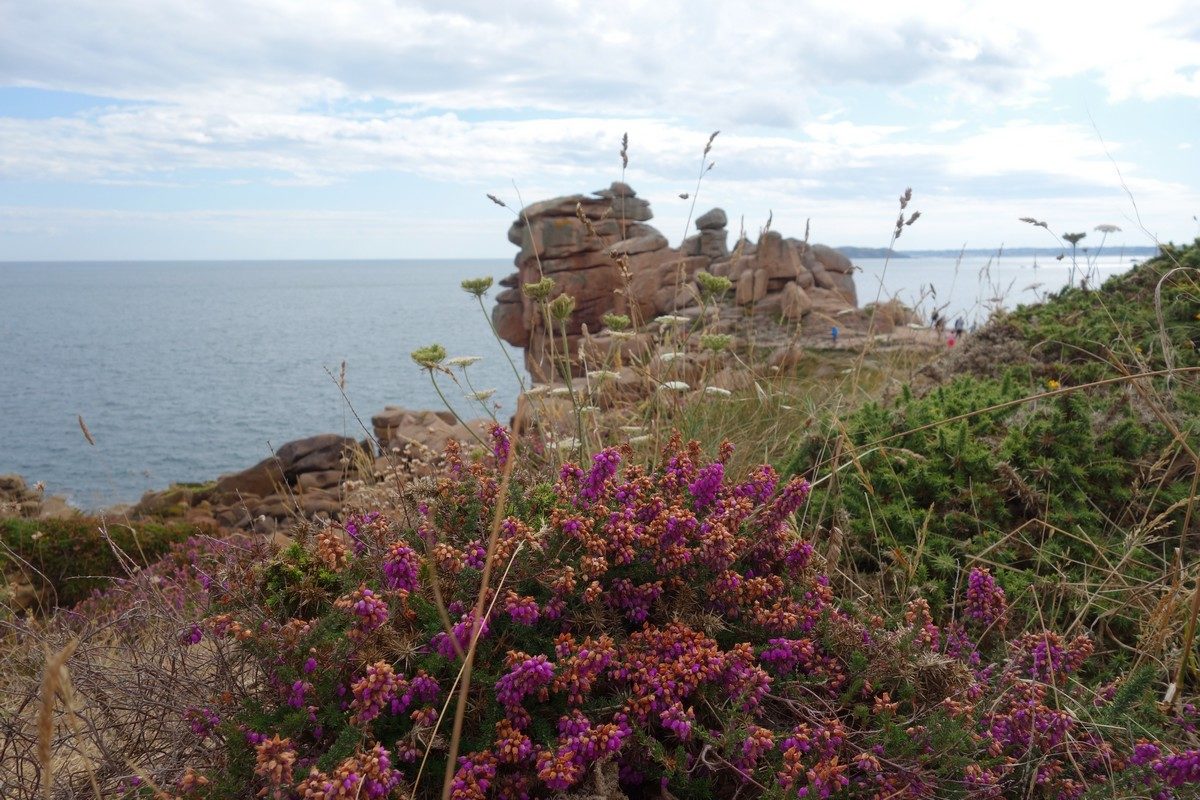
0;515;214;608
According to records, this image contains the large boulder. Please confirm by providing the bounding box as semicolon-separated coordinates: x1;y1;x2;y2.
212;434;360;502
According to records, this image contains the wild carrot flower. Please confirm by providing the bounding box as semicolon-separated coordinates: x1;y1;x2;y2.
461;277;494;296
411;344;447;369
602;313;631;331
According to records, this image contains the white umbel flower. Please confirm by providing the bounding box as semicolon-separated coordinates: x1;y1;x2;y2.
654;315;690;326
660;381;691;392
446;356;483;368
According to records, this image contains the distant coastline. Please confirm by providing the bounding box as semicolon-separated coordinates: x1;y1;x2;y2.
838;245;1161;260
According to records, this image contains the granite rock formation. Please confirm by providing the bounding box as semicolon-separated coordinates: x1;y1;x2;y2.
493;183;859;380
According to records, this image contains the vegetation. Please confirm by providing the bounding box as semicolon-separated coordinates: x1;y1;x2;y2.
0;515;216;608
7;223;1200;800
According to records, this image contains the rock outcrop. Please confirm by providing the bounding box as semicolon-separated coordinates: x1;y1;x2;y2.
492;183;860;380
127;410;495;533
0;474;72;519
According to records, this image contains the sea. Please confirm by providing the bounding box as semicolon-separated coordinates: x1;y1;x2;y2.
0;254;1142;508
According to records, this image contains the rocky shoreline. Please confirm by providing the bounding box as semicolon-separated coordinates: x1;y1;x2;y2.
2;182;935;535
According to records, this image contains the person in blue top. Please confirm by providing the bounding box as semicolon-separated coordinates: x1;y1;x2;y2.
831;325;839;345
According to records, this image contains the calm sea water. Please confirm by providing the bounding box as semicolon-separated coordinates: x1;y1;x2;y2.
0;260;520;507
1;255;1140;507
855;253;1141;325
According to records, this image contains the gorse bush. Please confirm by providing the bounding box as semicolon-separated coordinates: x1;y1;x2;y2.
0;515;214;608
785;375;1174;634
783;243;1200;659
163;428;1200;799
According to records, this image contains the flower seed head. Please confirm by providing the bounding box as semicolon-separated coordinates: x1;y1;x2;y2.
410;344;447;369
523;277;556;302
549;293;576;322
461;276;494;297
602;313;631;332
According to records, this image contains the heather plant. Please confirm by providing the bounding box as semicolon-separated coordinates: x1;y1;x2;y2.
0;532;257;797
110;429;1200;800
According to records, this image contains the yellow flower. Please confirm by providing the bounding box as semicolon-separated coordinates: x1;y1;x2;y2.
1046;379;1061;391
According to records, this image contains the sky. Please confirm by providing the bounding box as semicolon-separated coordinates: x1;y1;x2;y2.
1;0;1198;260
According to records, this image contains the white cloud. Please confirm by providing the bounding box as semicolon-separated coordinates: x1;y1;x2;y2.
3;0;1198;113
1;0;1197;256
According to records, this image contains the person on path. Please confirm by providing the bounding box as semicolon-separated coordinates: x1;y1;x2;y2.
831;325;839;346
954;317;965;339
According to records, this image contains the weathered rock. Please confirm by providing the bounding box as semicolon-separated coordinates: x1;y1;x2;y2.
492;290;528;347
807;287;855;318
695;208;727;230
297;470;345;491
698;229;729;260
769;345;806;370
735;272;755;305
608;232;669;257
752;269;769;302
297;489;342;518
212;459;285;502
595;181;636;198
781;281;813;320
813;244;854;274
212;434;359;503
493;183;859;382
831;271;858;305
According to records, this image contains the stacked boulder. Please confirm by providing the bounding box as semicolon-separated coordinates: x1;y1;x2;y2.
709;233;857;320
492;182;684;379
493;184;861;380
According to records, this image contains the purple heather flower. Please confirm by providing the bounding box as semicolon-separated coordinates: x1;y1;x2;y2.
491;424;511;466
464;539;487;570
185;707;220;737
580;448;622;505
181;623;203;646
659;702;695;740
687;461;724;510
382;542;420;592
1155;749;1200;788
505;593;540;626
433;611;491;659
495;654;555;710
965;567;1007;629
287;680;312;709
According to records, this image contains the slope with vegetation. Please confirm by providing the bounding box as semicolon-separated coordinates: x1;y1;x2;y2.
6;242;1200;799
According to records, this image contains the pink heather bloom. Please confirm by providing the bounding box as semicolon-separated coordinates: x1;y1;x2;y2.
687;461;724;510
495;653;555;710
349;661;402;725
504;592;540;626
382;542;420;592
335;584;389;639
659;702;695;740
965;567;1007;629
580;448;622;505
491;424;511;466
